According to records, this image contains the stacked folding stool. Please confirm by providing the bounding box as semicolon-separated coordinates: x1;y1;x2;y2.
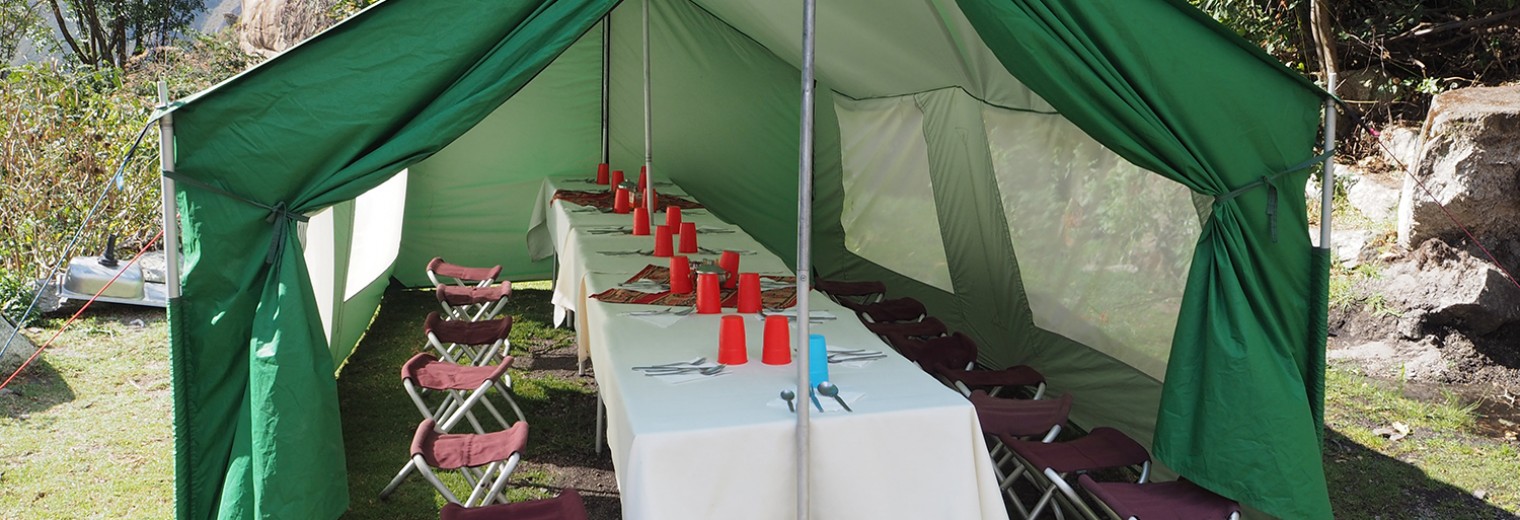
381;258;534;510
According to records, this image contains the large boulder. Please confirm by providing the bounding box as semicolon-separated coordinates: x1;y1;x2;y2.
1398;86;1520;247
1380;239;1520;337
239;0;339;57
1;316;37;374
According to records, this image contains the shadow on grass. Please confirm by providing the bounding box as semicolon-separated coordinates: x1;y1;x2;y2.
1324;428;1518;519
338;282;613;519
0;357;75;419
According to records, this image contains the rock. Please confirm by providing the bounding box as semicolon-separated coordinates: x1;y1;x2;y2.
1345;172;1401;224
1332;229;1373;268
1376;124;1422;167
1;316;38;374
1381;239;1520;336
1327;339;1445;380
1398;86;1520;247
239;0;339;57
139;250;166;285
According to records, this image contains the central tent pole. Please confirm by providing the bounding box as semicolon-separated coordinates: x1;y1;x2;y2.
642;0;655;214
794;0;817;518
601;15;611;166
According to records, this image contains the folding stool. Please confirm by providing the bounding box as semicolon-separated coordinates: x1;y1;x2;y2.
437;284;513;322
428;257;503;288
864;317;949;347
439;488;589;520
998;427;1152;520
1066;474;1241;520
401;352;527;436
381;418;530;507
896;333;1046;399
814;279;887;307
968;390;1074;510
425;311;512;366
842;297;929;323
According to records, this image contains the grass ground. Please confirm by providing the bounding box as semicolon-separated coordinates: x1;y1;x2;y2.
2;285;1517;519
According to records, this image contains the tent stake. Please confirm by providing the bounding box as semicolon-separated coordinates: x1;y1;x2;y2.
795;0;816;519
157;81;180;299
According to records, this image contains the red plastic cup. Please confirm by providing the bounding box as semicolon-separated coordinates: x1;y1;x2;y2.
696;272;721;314
737;273;762;314
762;315;791;365
638;165;649;193
718;315;748;365
610;170;625;192
718;251;740;289
613;187;631;214
596;163;610;185
653;225;674;257
668;255;692;293
632;207;651;236
678;222;699;253
666;205;683;231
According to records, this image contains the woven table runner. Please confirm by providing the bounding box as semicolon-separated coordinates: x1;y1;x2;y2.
552;190;705;211
591;264;797;309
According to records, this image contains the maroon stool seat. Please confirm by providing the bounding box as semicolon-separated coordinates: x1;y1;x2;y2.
865;317;948;344
440;488;589;520
401;352;525;436
1077;475;1241;520
425;312;513;366
969;391;1072;439
897;333;1047;398
428;257;503;287
999;428;1153;520
380;418;530;506
814;279;887;306
437;284;513;321
842;297;928;323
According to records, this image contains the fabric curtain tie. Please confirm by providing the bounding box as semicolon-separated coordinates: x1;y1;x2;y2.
1215;148;1333;243
164;171;309;264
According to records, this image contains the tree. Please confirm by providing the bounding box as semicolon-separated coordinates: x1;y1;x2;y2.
0;0;47;62
47;0;204;67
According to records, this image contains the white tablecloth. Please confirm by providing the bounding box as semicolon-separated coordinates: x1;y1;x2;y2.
525;176;1007;520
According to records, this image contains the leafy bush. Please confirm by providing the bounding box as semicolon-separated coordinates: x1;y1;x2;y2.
0;28;252;321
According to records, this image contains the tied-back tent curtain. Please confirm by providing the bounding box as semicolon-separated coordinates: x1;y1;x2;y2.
956;0;1332;518
166;0;616;518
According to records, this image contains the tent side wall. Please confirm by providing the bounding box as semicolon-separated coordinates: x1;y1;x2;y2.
394;22;608;286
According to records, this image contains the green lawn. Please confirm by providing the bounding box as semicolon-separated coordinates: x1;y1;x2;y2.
3;287;1517;519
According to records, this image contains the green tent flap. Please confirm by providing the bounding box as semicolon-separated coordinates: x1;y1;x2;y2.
954;0;1331;517
168;1;616;518
165;0;1334;518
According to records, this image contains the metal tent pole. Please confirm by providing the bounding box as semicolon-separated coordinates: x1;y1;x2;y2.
601;15;611;166
157;81;180;299
642;0;655;215
794;0;817;518
1321;82;1335;249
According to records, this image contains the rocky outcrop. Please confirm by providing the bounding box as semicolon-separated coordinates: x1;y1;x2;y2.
1398;86;1520;248
1381;239;1520;337
1;316;37;374
239;0;340;57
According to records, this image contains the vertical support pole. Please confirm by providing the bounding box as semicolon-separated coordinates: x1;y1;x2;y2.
601;15;611;166
641;0;655;215
794;1;817;519
158;81;180;299
1320;92;1335;250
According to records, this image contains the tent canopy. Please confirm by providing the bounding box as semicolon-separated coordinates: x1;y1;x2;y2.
164;0;1333;518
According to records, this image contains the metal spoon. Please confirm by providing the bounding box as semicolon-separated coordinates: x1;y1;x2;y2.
817;382;851;412
780;390;796;412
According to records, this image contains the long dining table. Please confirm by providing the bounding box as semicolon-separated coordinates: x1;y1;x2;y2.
525;176;1007;520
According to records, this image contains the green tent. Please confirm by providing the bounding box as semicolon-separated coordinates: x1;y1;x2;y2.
162;0;1334;518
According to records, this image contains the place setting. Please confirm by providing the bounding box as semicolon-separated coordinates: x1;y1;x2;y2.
768;335;864;413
